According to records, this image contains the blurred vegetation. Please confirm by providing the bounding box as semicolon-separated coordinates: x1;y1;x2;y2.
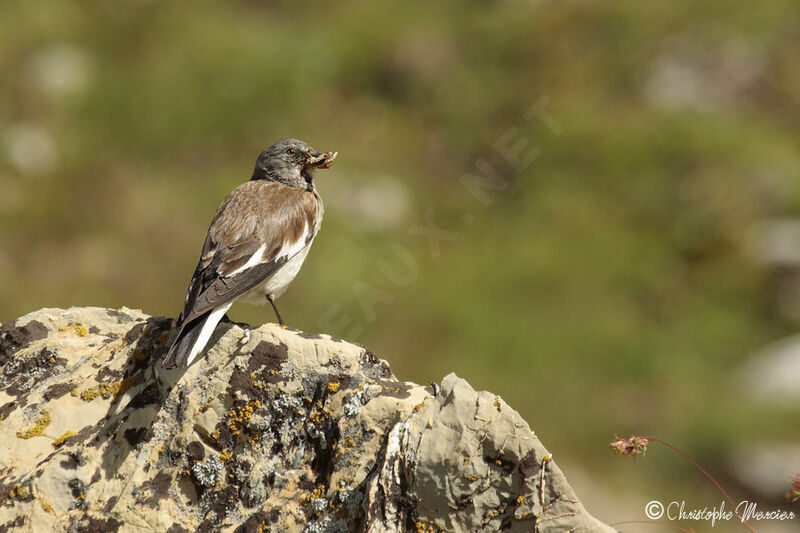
2;0;799;524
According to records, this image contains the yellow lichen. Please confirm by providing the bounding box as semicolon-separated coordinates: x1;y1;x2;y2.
326;382;340;393
52;431;77;447
227;399;262;436
413;400;426;411
16;409;52;439
59;323;88;337
494;396;501;410
516;495;525;505
468;474;479;481
301;484;327;505
308;401;329;424
40;501;53;513
7;484;30;501
335;436;356;458
415;521;438;533
220;450;233;461
77;375;138;402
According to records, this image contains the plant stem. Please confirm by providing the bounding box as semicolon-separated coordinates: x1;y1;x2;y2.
649;437;754;533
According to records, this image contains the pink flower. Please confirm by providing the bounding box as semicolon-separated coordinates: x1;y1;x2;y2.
609;435;653;458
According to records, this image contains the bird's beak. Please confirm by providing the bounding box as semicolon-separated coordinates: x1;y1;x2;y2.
305;151;337;169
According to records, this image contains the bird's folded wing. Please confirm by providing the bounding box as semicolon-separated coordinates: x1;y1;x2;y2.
183;255;289;322
176;181;319;327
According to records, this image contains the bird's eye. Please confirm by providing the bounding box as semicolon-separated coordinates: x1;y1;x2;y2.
285;148;296;156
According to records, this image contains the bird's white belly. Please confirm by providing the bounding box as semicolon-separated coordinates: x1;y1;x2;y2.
239;244;312;304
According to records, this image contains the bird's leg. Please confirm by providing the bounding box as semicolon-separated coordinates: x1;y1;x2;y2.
266;294;286;328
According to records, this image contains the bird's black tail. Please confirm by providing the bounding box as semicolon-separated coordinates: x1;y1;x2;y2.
161;314;208;369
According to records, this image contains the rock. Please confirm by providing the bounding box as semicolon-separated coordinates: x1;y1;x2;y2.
0;307;612;532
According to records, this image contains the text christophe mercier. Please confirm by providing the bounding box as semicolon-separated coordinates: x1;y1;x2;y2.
645;500;795;526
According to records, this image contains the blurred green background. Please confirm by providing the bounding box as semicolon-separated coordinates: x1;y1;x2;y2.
2;0;799;528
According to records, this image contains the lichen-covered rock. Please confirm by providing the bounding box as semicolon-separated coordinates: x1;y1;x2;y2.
0;307;613;532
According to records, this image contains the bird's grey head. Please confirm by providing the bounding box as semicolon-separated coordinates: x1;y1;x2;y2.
251;138;337;190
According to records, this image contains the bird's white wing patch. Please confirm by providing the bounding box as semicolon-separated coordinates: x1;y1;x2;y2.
275;223;311;262
228;244;267;277
227;224;310;278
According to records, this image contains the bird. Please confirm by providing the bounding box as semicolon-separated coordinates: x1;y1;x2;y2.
161;138;337;368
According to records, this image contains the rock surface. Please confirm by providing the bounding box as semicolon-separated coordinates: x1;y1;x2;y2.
0;307;613;532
